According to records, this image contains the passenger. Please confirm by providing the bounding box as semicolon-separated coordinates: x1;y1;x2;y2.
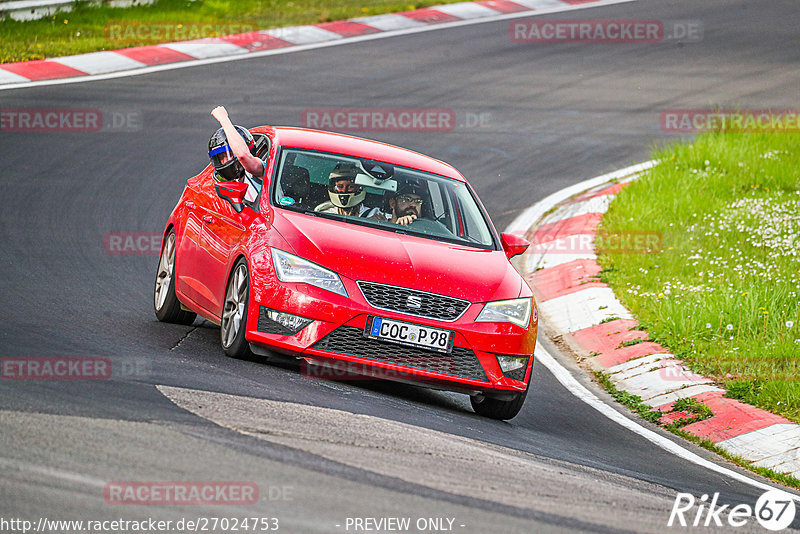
315;163;381;217
209;106;265;203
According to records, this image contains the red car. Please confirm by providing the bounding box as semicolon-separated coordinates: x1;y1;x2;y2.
154;126;537;419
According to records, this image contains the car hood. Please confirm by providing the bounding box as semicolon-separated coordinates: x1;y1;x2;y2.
274;211;522;303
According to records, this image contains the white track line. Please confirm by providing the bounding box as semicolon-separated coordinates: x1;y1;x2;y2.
535;344;798;497
519;164;800;499
0;0;637;91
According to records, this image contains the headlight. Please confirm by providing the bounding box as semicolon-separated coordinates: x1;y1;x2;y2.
271;248;348;297
475;298;532;328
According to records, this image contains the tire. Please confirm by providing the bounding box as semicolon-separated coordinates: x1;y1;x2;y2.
154;230;197;325
470;388;529;421
220;259;253;359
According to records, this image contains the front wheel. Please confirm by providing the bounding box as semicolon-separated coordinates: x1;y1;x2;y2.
154;230;196;325
470;388;529;420
220;259;253;359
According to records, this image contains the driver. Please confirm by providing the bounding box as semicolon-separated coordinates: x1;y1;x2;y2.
209;106;265;203
315;163;381;217
380;182;425;226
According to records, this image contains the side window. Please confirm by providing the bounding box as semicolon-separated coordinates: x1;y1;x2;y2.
253;133;270;161
241;132;270;212
427;181;455;233
290;153;334;209
453;187;493;246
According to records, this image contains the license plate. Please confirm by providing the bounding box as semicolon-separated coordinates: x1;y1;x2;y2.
364;316;454;354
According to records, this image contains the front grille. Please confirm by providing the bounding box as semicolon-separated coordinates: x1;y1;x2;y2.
357;281;470;322
312;326;488;382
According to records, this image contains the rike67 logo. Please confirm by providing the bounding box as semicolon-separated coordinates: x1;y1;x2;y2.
668;489;796;530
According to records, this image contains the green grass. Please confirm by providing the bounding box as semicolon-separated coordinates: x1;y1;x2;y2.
0;0;463;63
618;337;647;348
666;397;713;429
598;131;800;423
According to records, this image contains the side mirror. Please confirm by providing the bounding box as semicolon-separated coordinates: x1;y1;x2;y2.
215;181;249;213
500;232;529;259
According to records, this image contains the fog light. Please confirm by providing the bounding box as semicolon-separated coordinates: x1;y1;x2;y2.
496;354;529;381
258;307;312;335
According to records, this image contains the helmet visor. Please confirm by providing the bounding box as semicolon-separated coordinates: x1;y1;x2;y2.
209;144;235;166
329;179;363;195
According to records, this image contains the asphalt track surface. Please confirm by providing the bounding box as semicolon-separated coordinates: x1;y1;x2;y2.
1;0;800;532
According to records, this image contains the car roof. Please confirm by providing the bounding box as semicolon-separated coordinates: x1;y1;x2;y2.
255;126;466;182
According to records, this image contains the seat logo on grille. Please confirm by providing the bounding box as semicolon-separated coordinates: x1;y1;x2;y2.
406;295;423;309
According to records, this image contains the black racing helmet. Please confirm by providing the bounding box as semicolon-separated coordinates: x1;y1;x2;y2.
208;125;256;181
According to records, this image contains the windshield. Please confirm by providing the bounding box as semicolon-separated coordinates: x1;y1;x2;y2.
271;148;496;249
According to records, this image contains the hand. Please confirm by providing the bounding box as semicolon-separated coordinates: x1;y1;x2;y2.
211;106;229;123
395;214;417;226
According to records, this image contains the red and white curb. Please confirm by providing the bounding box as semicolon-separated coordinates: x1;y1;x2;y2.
0;0;636;89
509;162;800;479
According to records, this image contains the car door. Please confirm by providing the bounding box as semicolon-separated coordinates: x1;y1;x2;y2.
192;132;272;318
175;177;214;309
197;191;249;318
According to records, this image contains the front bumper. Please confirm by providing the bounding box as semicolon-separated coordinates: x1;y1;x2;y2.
244;278;537;394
